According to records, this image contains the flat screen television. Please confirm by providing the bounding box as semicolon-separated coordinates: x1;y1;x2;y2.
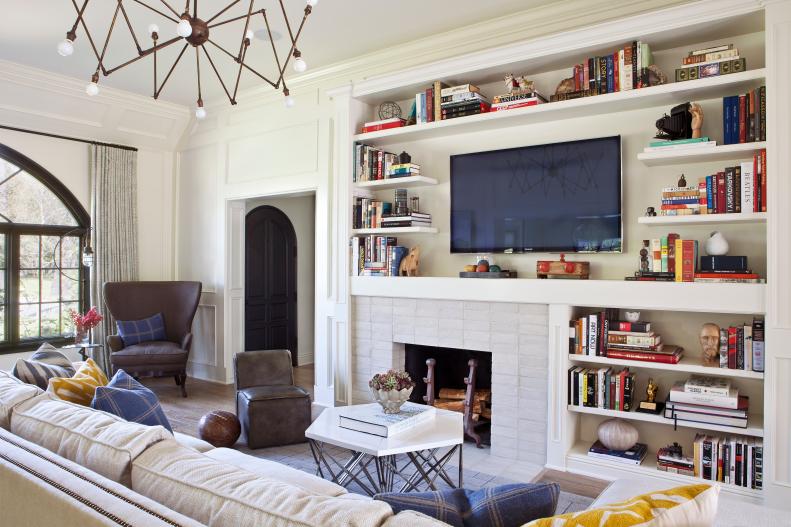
450;136;622;253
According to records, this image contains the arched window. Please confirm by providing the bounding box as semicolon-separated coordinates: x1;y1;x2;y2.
0;144;89;352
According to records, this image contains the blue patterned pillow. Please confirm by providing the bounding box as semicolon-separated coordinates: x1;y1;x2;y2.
375;483;559;527
116;312;167;346
91;369;173;432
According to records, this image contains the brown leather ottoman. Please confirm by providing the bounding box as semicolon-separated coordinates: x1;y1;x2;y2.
237;385;311;448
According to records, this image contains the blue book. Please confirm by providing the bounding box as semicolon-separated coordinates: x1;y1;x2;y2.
389;246;408;276
605;55;614;93
706;175;713;212
730;96;739;144
723;97;731;144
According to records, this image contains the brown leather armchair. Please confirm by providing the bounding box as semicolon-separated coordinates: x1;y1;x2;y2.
103;281;202;397
234;350;311;448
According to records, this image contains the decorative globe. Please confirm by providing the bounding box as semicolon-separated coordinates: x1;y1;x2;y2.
378;101;402;120
597;418;638;451
198;410;241;447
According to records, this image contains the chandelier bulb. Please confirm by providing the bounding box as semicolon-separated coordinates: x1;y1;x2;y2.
57;38;74;57
195;100;207;120
245;29;254;41
86;81;100;97
176;17;192;38
293;56;307;73
148;23;160;37
284;89;295;108
307;0;318;6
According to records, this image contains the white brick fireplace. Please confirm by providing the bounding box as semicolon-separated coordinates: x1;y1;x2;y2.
351;296;549;466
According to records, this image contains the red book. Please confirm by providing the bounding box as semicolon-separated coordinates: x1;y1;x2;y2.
583;62;590;89
738;95;746;143
618;370;626;410
753;153;760;212
761;149;767;212
613;51;620;92
667;233;680;273
489;100;539;112
716;172;726;214
606;349;682;364
694;273;759;279
362;120;405;133
728;326;737;369
426;88;434;122
680;239;697;282
661;204;700;210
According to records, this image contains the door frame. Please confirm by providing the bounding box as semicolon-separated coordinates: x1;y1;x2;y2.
244;204;298;365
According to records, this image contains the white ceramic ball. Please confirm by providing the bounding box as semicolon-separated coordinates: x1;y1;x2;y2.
597;418;638;451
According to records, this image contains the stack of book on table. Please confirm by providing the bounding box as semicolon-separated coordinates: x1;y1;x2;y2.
587;440;648;465
692;433;762;488
337;402;436;437
439;84;490;120
665;376;748;429
569;311;684;364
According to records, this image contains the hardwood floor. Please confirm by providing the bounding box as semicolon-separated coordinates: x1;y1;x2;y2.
533;468;611;499
153;364;314;437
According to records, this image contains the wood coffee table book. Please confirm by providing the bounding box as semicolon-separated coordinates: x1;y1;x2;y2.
338;402;436;437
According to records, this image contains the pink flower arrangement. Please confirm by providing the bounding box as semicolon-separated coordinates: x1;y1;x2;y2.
69;307;103;332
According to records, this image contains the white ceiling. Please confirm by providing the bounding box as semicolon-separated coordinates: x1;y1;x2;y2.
0;0;555;107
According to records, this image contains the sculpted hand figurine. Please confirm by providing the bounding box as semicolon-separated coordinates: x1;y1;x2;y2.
699;323;721;366
690;102;704;139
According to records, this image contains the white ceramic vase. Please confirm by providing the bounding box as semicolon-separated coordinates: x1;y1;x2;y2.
371;386;413;414
597;418;638;451
704;231;729;256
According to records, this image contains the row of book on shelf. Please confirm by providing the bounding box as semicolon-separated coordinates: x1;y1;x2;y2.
353;143;422;182
723;86;766;144
656;152;767;216
568;366;637;411
351;236;407;277
631;237;761;283
569;310;764;372
353;191;432;230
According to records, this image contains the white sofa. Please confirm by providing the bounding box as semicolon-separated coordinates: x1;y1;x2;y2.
0;370;445;527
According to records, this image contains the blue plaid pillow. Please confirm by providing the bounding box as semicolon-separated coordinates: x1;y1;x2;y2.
116;312;167;346
91;369;173;432
375;483;559;527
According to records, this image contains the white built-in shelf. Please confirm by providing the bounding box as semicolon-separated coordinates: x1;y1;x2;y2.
352;69;766;146
567;405;764;437
351;226;438;235
637;141;767;166
568;354;764;380
350;276;766;314
353;176;438;190
638;212;767;226
566;442;763;501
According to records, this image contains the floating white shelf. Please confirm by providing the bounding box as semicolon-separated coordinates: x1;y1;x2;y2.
350;276;766;314
353;70;766;146
568;354;764;380
568;405;764;437
638;212;767;226
351;226;438;235
637;142;766;166
353;176;438;190
566;442;762;501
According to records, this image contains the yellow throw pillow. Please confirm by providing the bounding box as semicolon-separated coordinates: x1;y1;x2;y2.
523;483;718;527
47;358;108;406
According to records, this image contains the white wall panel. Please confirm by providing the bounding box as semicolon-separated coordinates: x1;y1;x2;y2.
227;121;319;183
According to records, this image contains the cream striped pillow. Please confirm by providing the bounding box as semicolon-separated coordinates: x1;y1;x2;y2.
48;358;108;405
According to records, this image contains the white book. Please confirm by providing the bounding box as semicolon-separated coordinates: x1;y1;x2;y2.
684;375;731;396
740;161;754;213
588;314;598;356
618;49;625;91
587;451;646;465
670;382;740;409
338;402;436;437
743;325;753;371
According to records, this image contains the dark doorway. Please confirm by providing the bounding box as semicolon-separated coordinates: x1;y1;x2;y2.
245;205;298;365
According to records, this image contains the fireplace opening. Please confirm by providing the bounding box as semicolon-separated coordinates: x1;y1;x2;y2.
404;344;492;445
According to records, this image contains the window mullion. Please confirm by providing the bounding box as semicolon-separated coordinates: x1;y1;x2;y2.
9;234;19;344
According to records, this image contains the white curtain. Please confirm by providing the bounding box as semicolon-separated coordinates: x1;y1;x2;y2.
89;144;138;373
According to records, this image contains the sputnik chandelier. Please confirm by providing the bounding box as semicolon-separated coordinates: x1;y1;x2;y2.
57;0;317;119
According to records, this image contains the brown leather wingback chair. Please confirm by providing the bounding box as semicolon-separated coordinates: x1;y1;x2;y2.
103;281;202;397
234;350;311;448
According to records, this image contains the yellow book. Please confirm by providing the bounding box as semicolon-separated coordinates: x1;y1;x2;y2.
674;238;683;282
582;370;588;406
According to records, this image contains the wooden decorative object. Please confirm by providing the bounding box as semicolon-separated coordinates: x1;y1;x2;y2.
463;358;484;448
699;323;721;366
422;358;436;406
398;247;420;276
597;418;638;451
555;77;575;95
536;253;590;279
198;410;241;448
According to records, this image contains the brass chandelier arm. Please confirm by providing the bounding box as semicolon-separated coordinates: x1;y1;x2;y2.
238;0;255;60
262;10;283;78
69;0;90;35
278;0;296;45
276;6;311;84
195;46;202;100
205;0;241;25
231;38;250;101
155;43;189;99
118;1;143;55
200;45;235;104
70;0;109;75
97;2;123;69
157;0;181;18
104;36;182;76
206;39;277;88
208;9;265;29
130;0;179;23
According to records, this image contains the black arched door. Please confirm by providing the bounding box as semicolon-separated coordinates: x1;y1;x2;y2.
245;206;298;365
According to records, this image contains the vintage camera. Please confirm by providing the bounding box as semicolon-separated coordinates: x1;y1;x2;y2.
655;102;692;140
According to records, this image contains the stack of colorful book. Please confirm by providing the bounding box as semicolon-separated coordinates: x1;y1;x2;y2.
657;444;695;476
439;84;490;120
690;433;762;488
723;87;766;144
387;162;421;178
361;118;406;134
675;43;746;81
567;366;637;411
587;440;648;465
643;136;717;155
489;90;547;112
550;40;654;102
350;236;408;277
665;376;748;429
380;212;432;228
656;185;705;216
695;150;767;215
